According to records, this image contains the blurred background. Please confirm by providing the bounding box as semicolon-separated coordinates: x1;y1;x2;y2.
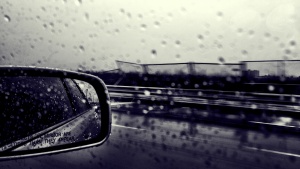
0;0;299;71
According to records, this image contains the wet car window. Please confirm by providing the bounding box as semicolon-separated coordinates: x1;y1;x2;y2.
1;0;300;168
64;78;91;114
0;77;73;146
75;79;99;104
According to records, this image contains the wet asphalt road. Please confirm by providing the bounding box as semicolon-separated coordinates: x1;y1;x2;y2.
1;109;300;169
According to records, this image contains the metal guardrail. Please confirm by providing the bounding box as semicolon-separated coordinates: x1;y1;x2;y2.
107;85;300;113
108;84;300;133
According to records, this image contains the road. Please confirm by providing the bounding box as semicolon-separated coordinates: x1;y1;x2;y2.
1;104;300;169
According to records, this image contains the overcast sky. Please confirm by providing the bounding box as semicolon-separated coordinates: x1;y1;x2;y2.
0;0;299;71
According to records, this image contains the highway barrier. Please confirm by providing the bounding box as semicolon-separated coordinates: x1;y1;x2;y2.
107;84;300;113
107;84;300;133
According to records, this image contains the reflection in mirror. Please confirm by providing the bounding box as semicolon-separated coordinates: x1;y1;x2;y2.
75;79;99;104
0;77;101;152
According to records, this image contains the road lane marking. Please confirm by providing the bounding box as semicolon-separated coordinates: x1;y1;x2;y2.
243;146;300;158
112;124;146;131
111;102;133;106
249;121;297;128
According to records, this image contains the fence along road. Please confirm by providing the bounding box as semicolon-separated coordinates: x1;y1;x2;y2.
107;84;300;132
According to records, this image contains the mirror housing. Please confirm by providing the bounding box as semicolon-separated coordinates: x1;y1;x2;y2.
0;66;111;160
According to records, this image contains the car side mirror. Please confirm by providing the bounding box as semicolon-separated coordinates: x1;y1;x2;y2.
0;66;111;160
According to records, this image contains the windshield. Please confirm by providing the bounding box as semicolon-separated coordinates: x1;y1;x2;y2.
0;0;300;169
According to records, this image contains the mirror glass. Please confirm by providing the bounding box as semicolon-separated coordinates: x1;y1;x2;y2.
0;76;101;152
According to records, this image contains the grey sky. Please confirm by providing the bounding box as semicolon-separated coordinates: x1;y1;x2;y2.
0;0;299;71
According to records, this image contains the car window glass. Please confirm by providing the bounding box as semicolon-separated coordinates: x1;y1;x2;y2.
1;0;300;168
74;79;99;105
0;77;73;146
64;78;91;114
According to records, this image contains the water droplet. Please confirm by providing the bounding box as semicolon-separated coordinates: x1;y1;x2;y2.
237;28;243;34
4;15;11;22
161;40;167;47
151;49;157;54
290;40;296;46
198;34;204;41
154;21;160;28
217;11;223;16
49;22;54;28
175;54;181;59
251;104;257;109
248;30;254;36
141;24;147;31
79;45;85;52
268;85;275;91
84;12;89;20
273;37;279;41
291;97;296;102
156;90;162;94
217;11;223;18
242;50;248;57
218;57;225;63
181;7;187;12
265;33;271;38
140;39;146;45
41;6;46;12
144;90;151;96
175;40;181;47
285;49;291;54
137;14;143;19
151;49;157;58
75;0;82;6
127;13;132;19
